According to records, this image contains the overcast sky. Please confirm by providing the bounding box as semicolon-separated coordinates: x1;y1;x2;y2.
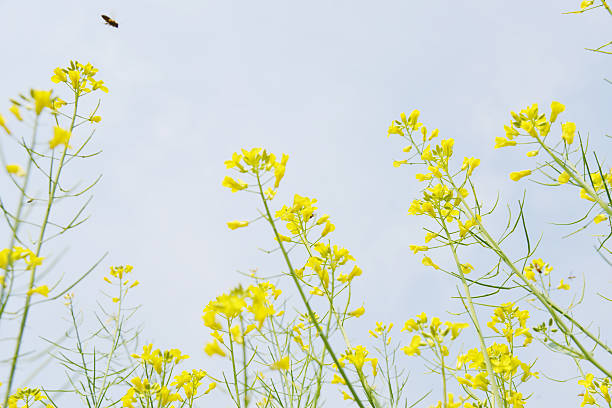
1;1;611;406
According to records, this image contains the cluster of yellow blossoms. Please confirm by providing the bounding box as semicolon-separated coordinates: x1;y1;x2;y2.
1;62;108;180
0;247;47;297
455;304;537;408
401;312;469;357
486;303;532;346
50;61;108;96
223;148;289;229
522;258;571;291
122;344;215;408
201;282;281;357
578;373;611;407
5;387;54;408
496;101;612;226
103;265;139;302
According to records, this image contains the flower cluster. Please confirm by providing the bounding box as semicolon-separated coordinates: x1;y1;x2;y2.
123;344;215;408
202;282;281;357
0;247;47;296
223;148;289;229
486;303;533;346
51;61;108;96
340;345;377;372
578;373;611;407
103;265;139;302
6;387;54;408
401;312;469;357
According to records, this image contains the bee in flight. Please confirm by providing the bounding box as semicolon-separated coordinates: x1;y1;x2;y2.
101;14;119;28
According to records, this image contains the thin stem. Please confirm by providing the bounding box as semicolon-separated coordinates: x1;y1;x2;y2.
4;93;80;403
0;116;39;322
448;177;612;379
441;221;503;408
254;172;370;408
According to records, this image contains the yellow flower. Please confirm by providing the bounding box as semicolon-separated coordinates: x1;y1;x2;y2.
387;123;404;137
27;285;49;297
50;67;67;83
504;124;519;139
68;70;81;89
415;173;433;181
89;78;109;93
594;214;607;224
460;263;474;274
445;321;469;339
580;188;595;202
494;137;517;148
331;374;346;385
273;153;289;188
407;109;420;130
6;165;26;177
524;266;536;282
9;104;22;121
342;391;353;400
461;157;480;176
221;176;248;192
120;388;136;408
581;390;596;406
558;171;570;184
310;287;324;296
421;145;434;161
53;98;67;110
422;256;440;270
270;356;290;370
509;170;531;181
393;160;408;167
409;245;428;254
580;0;594;9
204;339;226;357
227;220;249;230
557;279;570;290
321;220;335;237
401;335;422;356
402;145;413;153
526;150;538;157
230;325;243;344
0;114;10;135
550;101;565;122
49;126;72;149
349;306;365;318
561;122;576;144
601;383;611;403
32;90;53;115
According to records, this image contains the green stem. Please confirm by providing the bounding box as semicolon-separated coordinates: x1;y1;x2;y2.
255;173;370;408
535;135;612;218
228;317;242;408
600;0;612;16
4;94;79;403
448;177;612;379
441;221;503;408
0;116;39;322
438;343;447;408
96;279;124;408
241;319;248;408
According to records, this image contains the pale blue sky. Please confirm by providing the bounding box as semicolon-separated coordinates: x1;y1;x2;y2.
0;0;611;406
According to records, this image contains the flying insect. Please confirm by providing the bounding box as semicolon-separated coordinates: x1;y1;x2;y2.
101;14;119;28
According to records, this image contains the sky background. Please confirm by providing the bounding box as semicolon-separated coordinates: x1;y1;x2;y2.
0;0;611;406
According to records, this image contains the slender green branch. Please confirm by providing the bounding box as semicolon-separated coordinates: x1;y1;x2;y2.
254;172;370;408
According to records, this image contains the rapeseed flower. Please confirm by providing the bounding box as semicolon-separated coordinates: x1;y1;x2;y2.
509;170;531;181
6;164;26;177
49;126;71;149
